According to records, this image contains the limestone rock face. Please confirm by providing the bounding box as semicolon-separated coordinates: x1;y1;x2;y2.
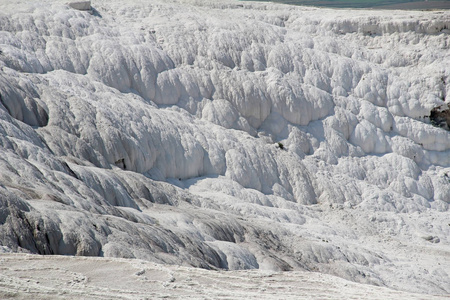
0;0;449;296
68;1;91;11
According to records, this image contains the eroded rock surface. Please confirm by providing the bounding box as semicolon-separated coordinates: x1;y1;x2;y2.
0;0;449;295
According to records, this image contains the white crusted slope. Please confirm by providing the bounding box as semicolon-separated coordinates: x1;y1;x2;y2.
0;0;449;297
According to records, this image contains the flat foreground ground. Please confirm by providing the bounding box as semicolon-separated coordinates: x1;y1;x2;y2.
0;253;448;300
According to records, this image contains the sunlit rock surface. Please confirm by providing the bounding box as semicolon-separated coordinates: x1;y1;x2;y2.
2;253;449;300
0;0;449;296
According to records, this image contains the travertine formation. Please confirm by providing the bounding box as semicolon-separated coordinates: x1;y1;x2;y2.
0;0;449;295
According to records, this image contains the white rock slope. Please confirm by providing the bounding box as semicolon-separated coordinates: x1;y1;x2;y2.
0;0;449;296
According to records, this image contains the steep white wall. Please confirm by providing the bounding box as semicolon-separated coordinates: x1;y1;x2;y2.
0;0;449;295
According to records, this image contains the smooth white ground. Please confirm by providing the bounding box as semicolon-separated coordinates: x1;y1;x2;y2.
0;0;449;297
1;253;449;300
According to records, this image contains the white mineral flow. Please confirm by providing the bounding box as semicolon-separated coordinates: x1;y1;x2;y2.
0;0;449;298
